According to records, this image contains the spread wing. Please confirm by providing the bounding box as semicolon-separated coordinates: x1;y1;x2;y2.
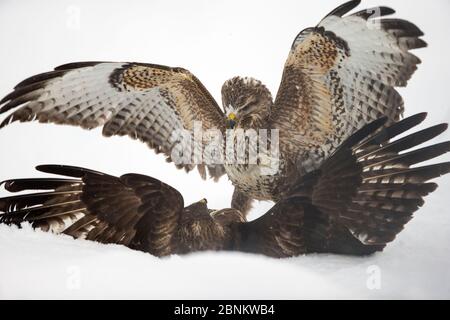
270;0;426;172
301;113;450;253
339;114;450;246
0;62;226;180
235;114;450;257
0;165;184;256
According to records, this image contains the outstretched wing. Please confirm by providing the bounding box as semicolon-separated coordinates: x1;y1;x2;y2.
0;165;184;256
304;113;450;253
0;62;226;180
271;0;426;172
236;113;450;257
341;114;450;245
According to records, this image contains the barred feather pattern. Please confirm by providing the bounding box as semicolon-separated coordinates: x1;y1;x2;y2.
344;114;450;245
293;113;450;253
272;0;426;174
0;165;250;256
0;62;226;180
0;165;185;256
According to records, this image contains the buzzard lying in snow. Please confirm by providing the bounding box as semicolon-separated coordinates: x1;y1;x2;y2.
1;114;449;257
0;1;427;216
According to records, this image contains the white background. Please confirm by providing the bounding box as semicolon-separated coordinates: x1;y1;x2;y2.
0;0;449;299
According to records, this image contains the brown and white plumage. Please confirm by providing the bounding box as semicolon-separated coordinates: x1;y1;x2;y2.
222;0;427;208
0;62;226;179
272;1;426;172
1;114;449;257
0;1;427;215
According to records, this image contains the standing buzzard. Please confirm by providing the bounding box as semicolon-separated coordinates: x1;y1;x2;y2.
0;1;427;215
1;114;449;257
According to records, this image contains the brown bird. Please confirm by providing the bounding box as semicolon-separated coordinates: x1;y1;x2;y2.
1;113;449;257
0;1;427;216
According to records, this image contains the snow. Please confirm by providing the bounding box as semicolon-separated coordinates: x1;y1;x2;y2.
1;0;450;299
1;195;450;300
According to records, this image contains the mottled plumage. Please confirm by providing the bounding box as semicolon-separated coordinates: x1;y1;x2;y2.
1;114;449;257
0;1;427;215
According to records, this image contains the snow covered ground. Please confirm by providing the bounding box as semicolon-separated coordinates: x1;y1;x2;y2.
1;0;450;299
1;211;449;300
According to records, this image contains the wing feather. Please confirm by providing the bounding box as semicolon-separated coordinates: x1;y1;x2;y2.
0;62;226;180
0;165;185;256
302;113;450;250
271;1;426;172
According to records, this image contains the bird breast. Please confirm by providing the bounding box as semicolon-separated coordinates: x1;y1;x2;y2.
224;163;277;200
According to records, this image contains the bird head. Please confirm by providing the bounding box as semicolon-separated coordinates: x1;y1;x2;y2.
222;76;273;130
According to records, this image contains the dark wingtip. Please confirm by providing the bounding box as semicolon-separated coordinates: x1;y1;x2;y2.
392;112;428;132
433;123;449;136
340;116;388;149
381;19;425;37
1;180;23;192
415;38;428;49
436;141;450;154
54;61;105;71
424;182;439;194
352;6;395;20
406;112;428;125
13;70;65;89
0;93;13;106
324;0;361;19
3;180;17;192
439;162;450;176
380;7;396;16
0;115;14;129
416;111;428;120
36;164;105;178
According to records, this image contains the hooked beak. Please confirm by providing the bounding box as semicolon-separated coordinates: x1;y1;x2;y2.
226;112;237;129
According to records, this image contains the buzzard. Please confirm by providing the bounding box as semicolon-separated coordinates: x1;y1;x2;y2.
1;114;449;257
0;1;427;215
